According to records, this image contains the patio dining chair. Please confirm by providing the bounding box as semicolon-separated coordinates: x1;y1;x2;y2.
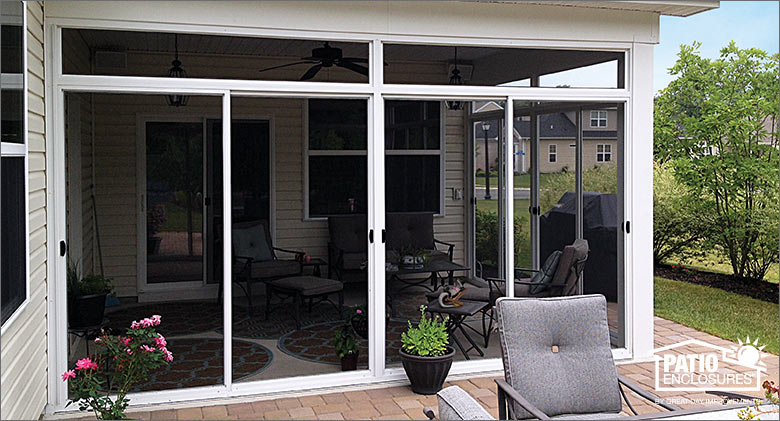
220;220;303;314
425;294;751;420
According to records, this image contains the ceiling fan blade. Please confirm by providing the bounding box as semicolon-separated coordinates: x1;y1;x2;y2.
336;60;368;76
300;64;324;80
341;57;368;63
258;61;315;73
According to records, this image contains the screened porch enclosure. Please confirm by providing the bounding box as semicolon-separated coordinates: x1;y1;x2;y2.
60;25;628;396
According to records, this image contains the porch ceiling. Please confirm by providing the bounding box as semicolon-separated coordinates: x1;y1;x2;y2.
491;1;719;17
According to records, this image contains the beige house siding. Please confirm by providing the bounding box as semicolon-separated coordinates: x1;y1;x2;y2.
0;2;49;420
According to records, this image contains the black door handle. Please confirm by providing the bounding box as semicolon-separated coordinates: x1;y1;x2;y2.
369;229;374;244
60;240;67;257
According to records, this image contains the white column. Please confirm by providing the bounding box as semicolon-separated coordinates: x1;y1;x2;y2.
503;99;515;297
368;39;386;377
629;43;654;360
221;92;233;389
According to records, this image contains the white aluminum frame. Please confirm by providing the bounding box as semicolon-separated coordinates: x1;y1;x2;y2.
44;18;644;413
0;0;29;334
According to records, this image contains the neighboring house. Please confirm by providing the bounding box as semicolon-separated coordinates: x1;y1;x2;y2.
0;1;717;419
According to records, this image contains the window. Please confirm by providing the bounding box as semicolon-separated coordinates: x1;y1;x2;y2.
548;144;557;163
590;110;607;128
305;99;443;218
1;0;27;327
596;143;612;162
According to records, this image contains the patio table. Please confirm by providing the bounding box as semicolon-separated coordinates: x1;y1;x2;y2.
424;299;488;360
385;260;469;317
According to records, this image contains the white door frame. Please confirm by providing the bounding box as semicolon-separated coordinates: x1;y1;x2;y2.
45;19;643;412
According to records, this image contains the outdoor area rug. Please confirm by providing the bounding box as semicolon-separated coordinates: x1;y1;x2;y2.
106;301;223;336
129;338;272;392
227;301;346;339
277;319;409;367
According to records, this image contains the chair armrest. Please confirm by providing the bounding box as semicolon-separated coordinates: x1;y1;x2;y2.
434;238;455;260
514;266;540;274
618;374;681;412
495;379;550;420
423;407;436;420
272;246;304;259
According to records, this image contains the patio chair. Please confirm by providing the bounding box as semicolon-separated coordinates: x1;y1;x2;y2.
222;220;303;313
422;295;688;420
328;214;368;283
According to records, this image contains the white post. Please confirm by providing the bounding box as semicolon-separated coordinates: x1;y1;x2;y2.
629;43;654;360
503;99;515;297
221;92;233;389
368;39;386;377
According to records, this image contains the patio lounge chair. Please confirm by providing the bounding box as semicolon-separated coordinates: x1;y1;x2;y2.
223;220;303;313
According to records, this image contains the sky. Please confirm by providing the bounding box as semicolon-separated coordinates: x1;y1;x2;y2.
654;1;779;92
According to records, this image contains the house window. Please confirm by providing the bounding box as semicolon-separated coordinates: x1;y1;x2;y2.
548;144;557;163
1;0;27;327
596;143;612;162
590;110;607;128
306;99;443;218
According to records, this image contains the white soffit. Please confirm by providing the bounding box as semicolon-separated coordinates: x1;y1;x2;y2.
483;1;719;17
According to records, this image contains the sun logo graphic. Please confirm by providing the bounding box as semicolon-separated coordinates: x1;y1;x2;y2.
653;336;767;392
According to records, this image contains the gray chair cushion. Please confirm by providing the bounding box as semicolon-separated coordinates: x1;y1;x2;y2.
436;386;495;420
551;412;626;419
528;250;562;294
269;276;343;296
232;222;273;262
328;214;367;253
495;295;621;419
245;259;301;279
555;239;589;297
387;212;435;250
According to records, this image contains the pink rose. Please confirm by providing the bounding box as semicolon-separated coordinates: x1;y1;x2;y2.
151;315;162;325
140;345;155;353
75;358;98;371
163;349;174;362
126;348;133;355
155;334;167;349
356;309;363;315
61;370;76;381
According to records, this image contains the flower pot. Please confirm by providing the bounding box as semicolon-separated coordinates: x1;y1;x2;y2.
351;318;369;339
68;292;108;328
400;346;455;395
340;351;359;371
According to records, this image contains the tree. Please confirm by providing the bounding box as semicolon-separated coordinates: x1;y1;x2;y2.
654;42;779;280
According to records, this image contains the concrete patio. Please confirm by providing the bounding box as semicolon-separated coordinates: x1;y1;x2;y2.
63;316;779;420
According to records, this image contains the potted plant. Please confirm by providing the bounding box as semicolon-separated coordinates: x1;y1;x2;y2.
333;324;359;371
67;263;114;329
62;315;173;419
146;204;166;255
400;305;454;395
349;305;368;339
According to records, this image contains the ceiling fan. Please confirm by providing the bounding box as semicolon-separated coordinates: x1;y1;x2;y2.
257;42;368;80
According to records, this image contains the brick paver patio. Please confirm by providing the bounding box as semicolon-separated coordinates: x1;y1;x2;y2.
68;317;778;420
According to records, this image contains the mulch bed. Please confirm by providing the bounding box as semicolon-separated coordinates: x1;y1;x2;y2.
654;264;778;303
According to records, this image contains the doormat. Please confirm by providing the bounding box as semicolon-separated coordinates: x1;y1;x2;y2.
277;319;410;367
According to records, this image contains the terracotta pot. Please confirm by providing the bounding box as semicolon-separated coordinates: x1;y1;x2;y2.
400;347;455;395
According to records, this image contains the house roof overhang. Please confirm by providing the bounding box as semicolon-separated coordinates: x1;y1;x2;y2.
485;1;719;17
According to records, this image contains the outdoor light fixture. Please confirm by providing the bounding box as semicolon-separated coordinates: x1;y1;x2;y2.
445;46;464;111
167;34;188;107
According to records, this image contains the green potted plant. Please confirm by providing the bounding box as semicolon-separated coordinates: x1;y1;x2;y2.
400;305;454;395
333;324;359;371
67;263;114;329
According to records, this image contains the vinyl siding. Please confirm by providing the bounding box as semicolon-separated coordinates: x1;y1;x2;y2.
0;3;49;420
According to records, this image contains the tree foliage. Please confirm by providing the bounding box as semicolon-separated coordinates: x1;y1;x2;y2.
654;42;779;280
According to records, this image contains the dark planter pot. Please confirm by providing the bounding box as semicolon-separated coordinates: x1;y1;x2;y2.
351;318;369;339
147;236;161;255
68;292;108;329
340;351;359;371
400;347;455;395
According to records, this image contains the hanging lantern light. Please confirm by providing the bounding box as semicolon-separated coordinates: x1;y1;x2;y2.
167;34;188;107
445;46;464;111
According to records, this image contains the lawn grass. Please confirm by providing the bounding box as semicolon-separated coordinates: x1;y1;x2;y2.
654;276;779;354
476;198;532;268
664;249;779;284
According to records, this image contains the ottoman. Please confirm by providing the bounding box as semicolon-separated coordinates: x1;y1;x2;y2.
265;276;344;329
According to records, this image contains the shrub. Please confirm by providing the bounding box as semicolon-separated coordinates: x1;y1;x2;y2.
475;209;524;267
63;316;173;419
401;306;449;357
539;163;618;213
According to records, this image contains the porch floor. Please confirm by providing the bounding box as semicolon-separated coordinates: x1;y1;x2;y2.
67;317;779;420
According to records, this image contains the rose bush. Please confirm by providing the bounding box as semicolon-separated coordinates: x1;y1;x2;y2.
63;315;173;419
